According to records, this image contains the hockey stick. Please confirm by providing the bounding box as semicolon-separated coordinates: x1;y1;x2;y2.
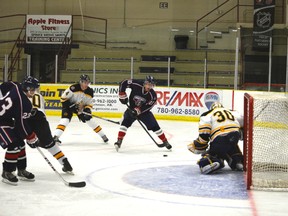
82;111;120;125
36;147;86;188
70;102;119;124
126;105;165;148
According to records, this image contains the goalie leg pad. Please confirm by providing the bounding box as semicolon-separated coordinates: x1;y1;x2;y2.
226;153;244;171
198;154;225;174
226;144;244;171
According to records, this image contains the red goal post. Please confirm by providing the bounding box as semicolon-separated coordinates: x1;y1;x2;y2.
243;93;288;190
243;93;254;190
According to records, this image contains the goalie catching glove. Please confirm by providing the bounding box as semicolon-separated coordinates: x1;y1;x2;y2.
78;107;92;123
119;92;128;104
187;138;208;154
26;132;39;148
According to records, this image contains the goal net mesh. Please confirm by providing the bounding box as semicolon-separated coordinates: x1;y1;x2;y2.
248;94;288;190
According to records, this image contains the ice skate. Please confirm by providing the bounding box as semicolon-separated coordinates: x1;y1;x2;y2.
201;162;221;174
53;136;62;146
62;158;74;175
114;139;122;152
163;140;172;150
17;169;35;182
2;171;18;185
101;135;109;143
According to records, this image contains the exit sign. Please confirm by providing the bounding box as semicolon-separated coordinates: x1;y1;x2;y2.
159;2;168;9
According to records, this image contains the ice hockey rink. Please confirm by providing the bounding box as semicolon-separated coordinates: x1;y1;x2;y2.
0;116;288;216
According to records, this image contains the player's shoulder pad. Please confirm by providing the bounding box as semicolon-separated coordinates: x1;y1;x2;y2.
0;82;14;95
120;78;133;85
85;87;94;97
131;79;142;85
69;83;81;92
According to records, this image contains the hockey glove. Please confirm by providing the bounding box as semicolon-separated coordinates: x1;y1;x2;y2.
26;132;39;148
70;103;79;113
119;92;128;104
62;100;78;113
78;113;86;123
128;107;141;118
82;108;92;121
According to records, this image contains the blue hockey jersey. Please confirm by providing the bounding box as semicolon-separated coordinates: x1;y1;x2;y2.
0;81;34;139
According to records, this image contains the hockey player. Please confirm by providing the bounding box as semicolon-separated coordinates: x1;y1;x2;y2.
187;102;244;174
114;75;172;152
54;74;108;144
0;78;40;185
25;76;73;174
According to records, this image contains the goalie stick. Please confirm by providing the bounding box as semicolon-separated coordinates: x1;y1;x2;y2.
36;147;86;188
126;105;166;148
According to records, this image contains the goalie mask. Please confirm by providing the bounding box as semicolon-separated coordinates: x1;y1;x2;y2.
210;102;223;110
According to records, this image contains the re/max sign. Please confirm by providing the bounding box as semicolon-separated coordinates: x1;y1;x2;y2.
156;91;204;107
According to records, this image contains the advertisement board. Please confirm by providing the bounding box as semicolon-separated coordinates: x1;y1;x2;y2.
40;84;223;121
26;15;72;44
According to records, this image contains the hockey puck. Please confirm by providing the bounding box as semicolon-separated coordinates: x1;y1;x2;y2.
163;154;168;157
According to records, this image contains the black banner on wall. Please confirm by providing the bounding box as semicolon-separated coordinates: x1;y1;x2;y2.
252;0;275;51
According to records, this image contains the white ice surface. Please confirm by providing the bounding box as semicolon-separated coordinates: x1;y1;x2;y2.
0;116;288;216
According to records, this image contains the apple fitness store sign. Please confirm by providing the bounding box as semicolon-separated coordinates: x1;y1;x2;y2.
252;0;275;51
26;15;72;44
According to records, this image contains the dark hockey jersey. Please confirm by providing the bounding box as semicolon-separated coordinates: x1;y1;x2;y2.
0;81;33;138
119;79;157;113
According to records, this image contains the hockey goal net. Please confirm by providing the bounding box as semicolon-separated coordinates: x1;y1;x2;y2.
244;93;288;190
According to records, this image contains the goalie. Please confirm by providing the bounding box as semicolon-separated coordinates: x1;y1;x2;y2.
187;102;244;174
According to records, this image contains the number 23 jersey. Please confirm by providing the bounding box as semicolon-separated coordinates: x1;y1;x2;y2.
0;81;33;138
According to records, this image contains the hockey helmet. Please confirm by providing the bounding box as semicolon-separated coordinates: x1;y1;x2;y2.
21;76;40;92
144;75;156;85
143;75;156;90
80;74;91;83
210;102;223;110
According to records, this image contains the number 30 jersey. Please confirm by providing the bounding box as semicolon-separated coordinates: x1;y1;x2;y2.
199;107;243;142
